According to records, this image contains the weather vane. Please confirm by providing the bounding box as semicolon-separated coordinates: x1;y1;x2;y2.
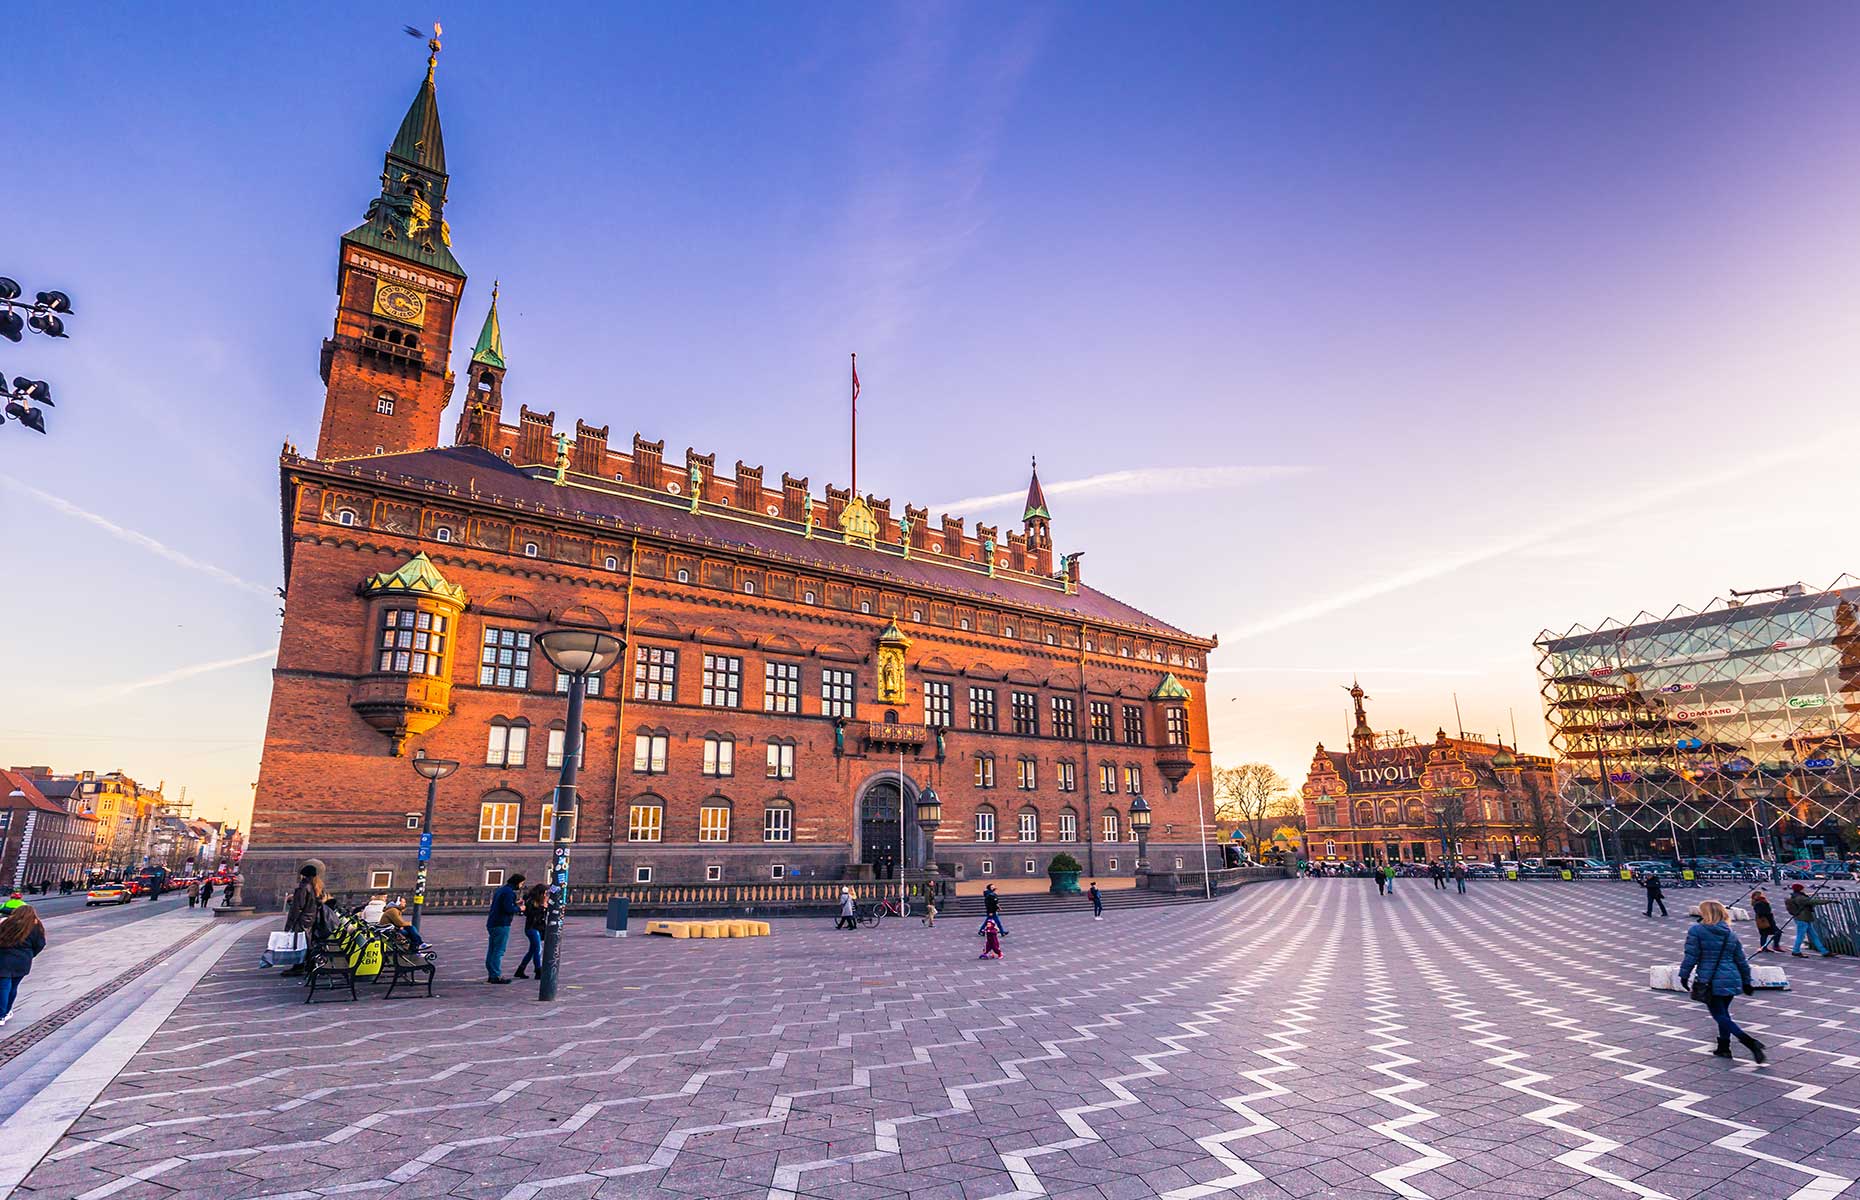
403;21;443;77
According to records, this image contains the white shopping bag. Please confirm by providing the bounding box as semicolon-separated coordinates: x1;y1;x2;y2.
267;931;306;953
1750;964;1790;990
1649;964;1683;991
1729;906;1753;922
261;930;307;967
361;898;387;923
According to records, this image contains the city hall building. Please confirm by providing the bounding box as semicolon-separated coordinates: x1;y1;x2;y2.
1299;683;1560;863
1536;578;1860;861
244;55;1217;905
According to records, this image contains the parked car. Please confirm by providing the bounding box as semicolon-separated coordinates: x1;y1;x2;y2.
86;882;134;906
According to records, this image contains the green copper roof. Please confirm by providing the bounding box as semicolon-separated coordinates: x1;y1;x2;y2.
1151;672;1191;701
471;284;505;368
341;221;464;277
361;552;467;605
390;61;446;174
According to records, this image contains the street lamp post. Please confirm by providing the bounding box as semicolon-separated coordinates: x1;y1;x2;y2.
533;628;626;1003
916;789;941;907
409;754;459;933
1129;793;1152;871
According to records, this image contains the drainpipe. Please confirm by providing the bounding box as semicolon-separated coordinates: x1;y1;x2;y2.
1079;621;1094;877
605;536;640;885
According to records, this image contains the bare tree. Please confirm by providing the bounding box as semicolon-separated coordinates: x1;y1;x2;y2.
1215;763;1296;856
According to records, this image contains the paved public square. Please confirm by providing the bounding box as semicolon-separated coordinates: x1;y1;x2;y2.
13;880;1860;1200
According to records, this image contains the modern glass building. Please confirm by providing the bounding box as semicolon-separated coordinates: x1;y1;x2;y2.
1540;573;1860;859
1535;578;1860;862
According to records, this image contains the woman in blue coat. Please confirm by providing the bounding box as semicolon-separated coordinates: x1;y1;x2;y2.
0;900;48;1026
1679;900;1765;1064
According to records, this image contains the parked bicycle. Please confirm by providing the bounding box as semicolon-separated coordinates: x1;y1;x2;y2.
857;896;909;927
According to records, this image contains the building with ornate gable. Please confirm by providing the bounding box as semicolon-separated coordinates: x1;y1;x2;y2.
1299;683;1562;864
245;51;1218;904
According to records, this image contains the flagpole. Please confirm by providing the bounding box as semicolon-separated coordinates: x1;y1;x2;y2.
850;352;858;500
1195;772;1213;900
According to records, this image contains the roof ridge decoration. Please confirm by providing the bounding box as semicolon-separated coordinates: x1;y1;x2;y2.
361;551;467;605
1151;672;1192;701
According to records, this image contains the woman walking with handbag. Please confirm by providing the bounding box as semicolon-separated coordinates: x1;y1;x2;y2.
1750;890;1782;953
512;883;548;979
1679;900;1765;1064
0;899;48;1026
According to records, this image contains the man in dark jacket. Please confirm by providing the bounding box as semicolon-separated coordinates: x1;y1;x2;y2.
1787;884;1834;956
979;883;1007;936
1642;871;1667;918
485;874;524;983
1452;862;1468;895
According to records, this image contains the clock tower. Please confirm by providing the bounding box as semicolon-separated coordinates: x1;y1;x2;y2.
314;44;466;460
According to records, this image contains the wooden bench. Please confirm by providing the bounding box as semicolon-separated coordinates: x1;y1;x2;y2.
384;941;436;999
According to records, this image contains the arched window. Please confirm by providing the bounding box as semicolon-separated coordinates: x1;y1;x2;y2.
435;526;452;543
1017;807;1039;843
632;728;669;774
804;590;818;605
1100;809;1120;843
604;555;618;570
911;608;923;622
336;509;356;527
860;601;872;614
546;722;588;770
628;798;663;842
1057;806;1078;842
1405;800;1426;824
702;734;734;777
1381;803;1400;826
763;799;793;843
743;580;756;595
698;797;732;843
973;754;995;789
1355;801;1376;827
375;394;395;415
486;718;528;767
974;805;997;843
677;568;691;583
477;790;521;843
766;739;795;780
523;542;539;558
478;370;496;391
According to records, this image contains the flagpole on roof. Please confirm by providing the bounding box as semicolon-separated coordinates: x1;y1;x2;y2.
850;353;860;500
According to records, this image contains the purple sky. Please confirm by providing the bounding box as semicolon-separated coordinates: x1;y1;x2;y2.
5;3;1860;824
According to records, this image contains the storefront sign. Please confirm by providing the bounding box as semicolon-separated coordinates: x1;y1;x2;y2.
1805;757;1837;770
1657;682;1697;694
1786;694;1829;709
1674;704;1737;722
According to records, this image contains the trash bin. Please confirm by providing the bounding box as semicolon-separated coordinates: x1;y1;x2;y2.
606;896;630;938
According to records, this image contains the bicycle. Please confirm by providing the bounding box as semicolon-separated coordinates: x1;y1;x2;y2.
858;896;909;928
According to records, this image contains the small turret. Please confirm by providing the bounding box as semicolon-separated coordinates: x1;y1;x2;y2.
1022;456;1053;574
455;282;505;446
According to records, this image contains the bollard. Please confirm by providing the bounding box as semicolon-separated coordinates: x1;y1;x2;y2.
605;896;630;938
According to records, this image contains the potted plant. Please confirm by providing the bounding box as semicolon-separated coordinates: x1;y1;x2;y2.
1047;852;1083;894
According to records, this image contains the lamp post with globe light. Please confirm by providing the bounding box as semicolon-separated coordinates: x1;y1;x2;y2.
409;754;458;933
1129;793;1152;871
916;789;941;907
533;628;625;1002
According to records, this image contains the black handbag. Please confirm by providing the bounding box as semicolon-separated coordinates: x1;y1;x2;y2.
1689;933;1729;1003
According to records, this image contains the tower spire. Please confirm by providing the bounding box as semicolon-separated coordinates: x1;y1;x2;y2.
1346;679;1376;755
1023;456;1050;522
343;28;460;277
472;281;504;368
1021;455;1053;574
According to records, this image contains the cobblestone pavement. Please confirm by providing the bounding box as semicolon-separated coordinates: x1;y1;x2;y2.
14;880;1860;1200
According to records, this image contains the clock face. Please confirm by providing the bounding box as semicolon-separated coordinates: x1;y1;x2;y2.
372;281;428;326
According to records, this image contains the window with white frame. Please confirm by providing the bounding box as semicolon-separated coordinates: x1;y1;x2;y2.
1089;701;1113;742
1099;763;1117;793
968;687;998;731
1108;856;1118;871
604;555;618;570
436;526;452;543
376;395;395;415
523;542;539;557
633;645;677;701
981;858;994;874
763;661;801;713
1123;705;1144;745
1165;706;1189;746
974;754;995;789
484;868;506;886
698;803;731;842
1018;809;1038;842
628;803;663;842
632;731;668;774
536;802;577;843
1011;691;1038;735
479;627;532;688
546;725;587;770
763;805;793;842
1102;811;1120;842
822;668;855;719
702;735;734;777
370;869;392;889
766;741;795;780
478;799;519;843
705;864;722;882
1051;697;1076;740
635;865;653;883
769;862;786;878
555;670;603;698
975;807;996;842
1057;761;1076;792
703;654;742;708
1058;810;1078;842
486;719;528;767
378;609;447;676
337;509;356;526
1125;765;1142;795
924;680;953;728
1017;756;1037;790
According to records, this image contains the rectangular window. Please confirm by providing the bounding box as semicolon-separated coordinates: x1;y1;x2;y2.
975;810;996;842
981;858;994;874
369;870;392;889
1099;763;1117;793
556;671;603;698
633;733;668;774
1122;706;1144;745
770;863;786;879
1057;761;1076;792
702;736;734;777
635;865;653;884
629;805;663;842
1011;691;1038;736
379;609;447;677
1108;857;1118;871
1089;701;1113;743
1052;697;1076;740
822;668;856;719
536;803;576;843
478;627;532;689
1125;766;1142;795
546;727;586;770
1166;706;1189;746
974;756;995;788
486;722;528;767
484;868;506;887
767;742;795;780
1102;812;1120;842
1018;810;1038;842
969;687;998;732
376;396;394;415
698;806;730;843
763;661;801;713
632;645;678;702
764;807;793;843
925;680;953;728
1058;811;1077;842
478;801;519;843
1017;758;1037;790
703;654;742;708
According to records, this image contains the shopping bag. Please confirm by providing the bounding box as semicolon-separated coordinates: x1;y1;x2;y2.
1728;906;1753;922
1750;964;1790;990
261;931;307;968
354;937;384;979
1648;964;1683;991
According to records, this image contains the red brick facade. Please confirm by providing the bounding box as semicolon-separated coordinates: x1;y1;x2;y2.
246;59;1218;907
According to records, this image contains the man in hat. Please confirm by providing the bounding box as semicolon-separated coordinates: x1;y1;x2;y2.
1786;884;1834;957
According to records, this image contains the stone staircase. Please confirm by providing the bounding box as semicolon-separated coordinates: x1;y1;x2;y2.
938;886;1208;918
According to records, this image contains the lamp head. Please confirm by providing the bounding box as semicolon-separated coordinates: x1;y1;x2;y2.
536;628;625;676
1129;793;1152;831
412;754;459;781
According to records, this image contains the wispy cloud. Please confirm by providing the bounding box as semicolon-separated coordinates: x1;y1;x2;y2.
1210;665;1487;677
0;471;273;599
935;465;1309;515
93;646;279;703
1227;443;1842;641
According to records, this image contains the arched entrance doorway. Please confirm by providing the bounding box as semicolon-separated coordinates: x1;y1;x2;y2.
857;774;919;877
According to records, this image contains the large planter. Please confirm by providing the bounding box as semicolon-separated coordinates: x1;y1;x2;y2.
1048;869;1082;894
